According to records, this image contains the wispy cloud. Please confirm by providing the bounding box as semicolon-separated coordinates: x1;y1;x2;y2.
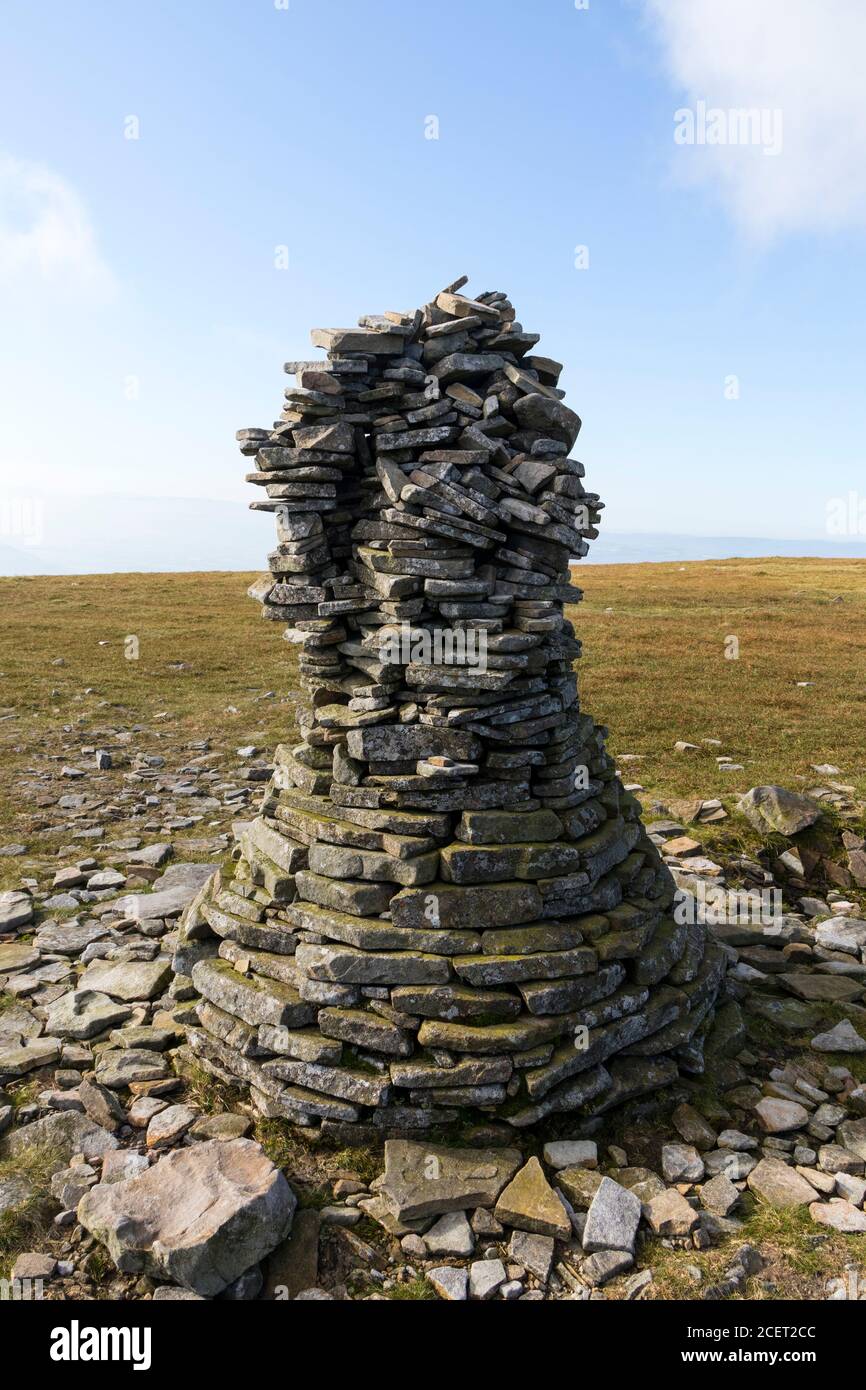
0;153;116;293
643;0;866;241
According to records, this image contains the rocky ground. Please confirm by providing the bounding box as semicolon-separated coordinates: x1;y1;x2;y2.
2;706;865;1302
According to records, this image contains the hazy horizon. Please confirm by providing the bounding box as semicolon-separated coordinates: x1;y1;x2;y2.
2;490;865;578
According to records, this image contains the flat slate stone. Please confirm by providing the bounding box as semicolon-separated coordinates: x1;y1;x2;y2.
811;1019;866;1052
95;1048;171;1089
379;1140;521;1221
79;957;172;1002
815;917;866;956
780;971;863;1004
582;1176;641;1253
35;921;110;955
0;1035;62;1079
45;990;133;1041
0;889;33;932
747;1158;819;1209
0;942;40;974
192;958;314;1029
115;864;216;920
809;1198;866;1233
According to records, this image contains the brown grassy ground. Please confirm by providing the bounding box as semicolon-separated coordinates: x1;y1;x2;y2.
575;555;866;804
0;557;863;849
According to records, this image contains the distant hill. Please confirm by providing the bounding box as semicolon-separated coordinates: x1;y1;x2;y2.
0;494;271;576
587;532;866;565
1;493;865;574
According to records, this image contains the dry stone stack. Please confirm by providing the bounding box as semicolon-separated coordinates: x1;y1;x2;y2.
176;276;725;1136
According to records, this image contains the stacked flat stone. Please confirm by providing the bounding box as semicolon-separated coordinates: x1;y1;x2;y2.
177;277;725;1136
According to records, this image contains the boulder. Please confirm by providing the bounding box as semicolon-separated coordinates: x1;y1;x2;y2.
809;1199;866;1234
644;1188;700;1236
747;1158;819;1209
2;1110;117;1170
738;786;821;837
77;1138;296;1295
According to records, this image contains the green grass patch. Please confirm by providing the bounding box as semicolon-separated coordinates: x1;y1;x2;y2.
0;1142;64;1280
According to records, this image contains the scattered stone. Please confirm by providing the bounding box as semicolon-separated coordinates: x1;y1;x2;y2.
583;1176;642;1254
738;786;821;837
2;1110;117;1168
12;1252;57;1281
424;1211;475;1258
508;1229;555;1281
543;1140;597;1171
582;1249;633;1286
811;1019;866;1053
493;1157;571;1239
755;1098;809;1134
700;1173;741;1217
146;1103;198;1149
809;1199;866;1233
747;1158;819;1209
0;889;33;932
661;1142;705;1183
427;1265;468;1301
469;1258;507;1301
379;1141;521;1221
644;1188;700;1236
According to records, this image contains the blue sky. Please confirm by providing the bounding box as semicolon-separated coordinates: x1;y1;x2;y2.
2;0;865;569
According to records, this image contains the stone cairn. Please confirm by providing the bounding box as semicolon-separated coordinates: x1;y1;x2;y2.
176;276;725;1138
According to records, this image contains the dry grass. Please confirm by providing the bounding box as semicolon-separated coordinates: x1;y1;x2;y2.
0;1142;64;1280
0;557;863;879
642;1200;865;1302
574;556;866;803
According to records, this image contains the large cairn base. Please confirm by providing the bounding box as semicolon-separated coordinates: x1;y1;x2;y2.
176;277;725;1136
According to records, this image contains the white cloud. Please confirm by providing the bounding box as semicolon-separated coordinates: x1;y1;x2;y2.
0;153;116;292
643;0;866;240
